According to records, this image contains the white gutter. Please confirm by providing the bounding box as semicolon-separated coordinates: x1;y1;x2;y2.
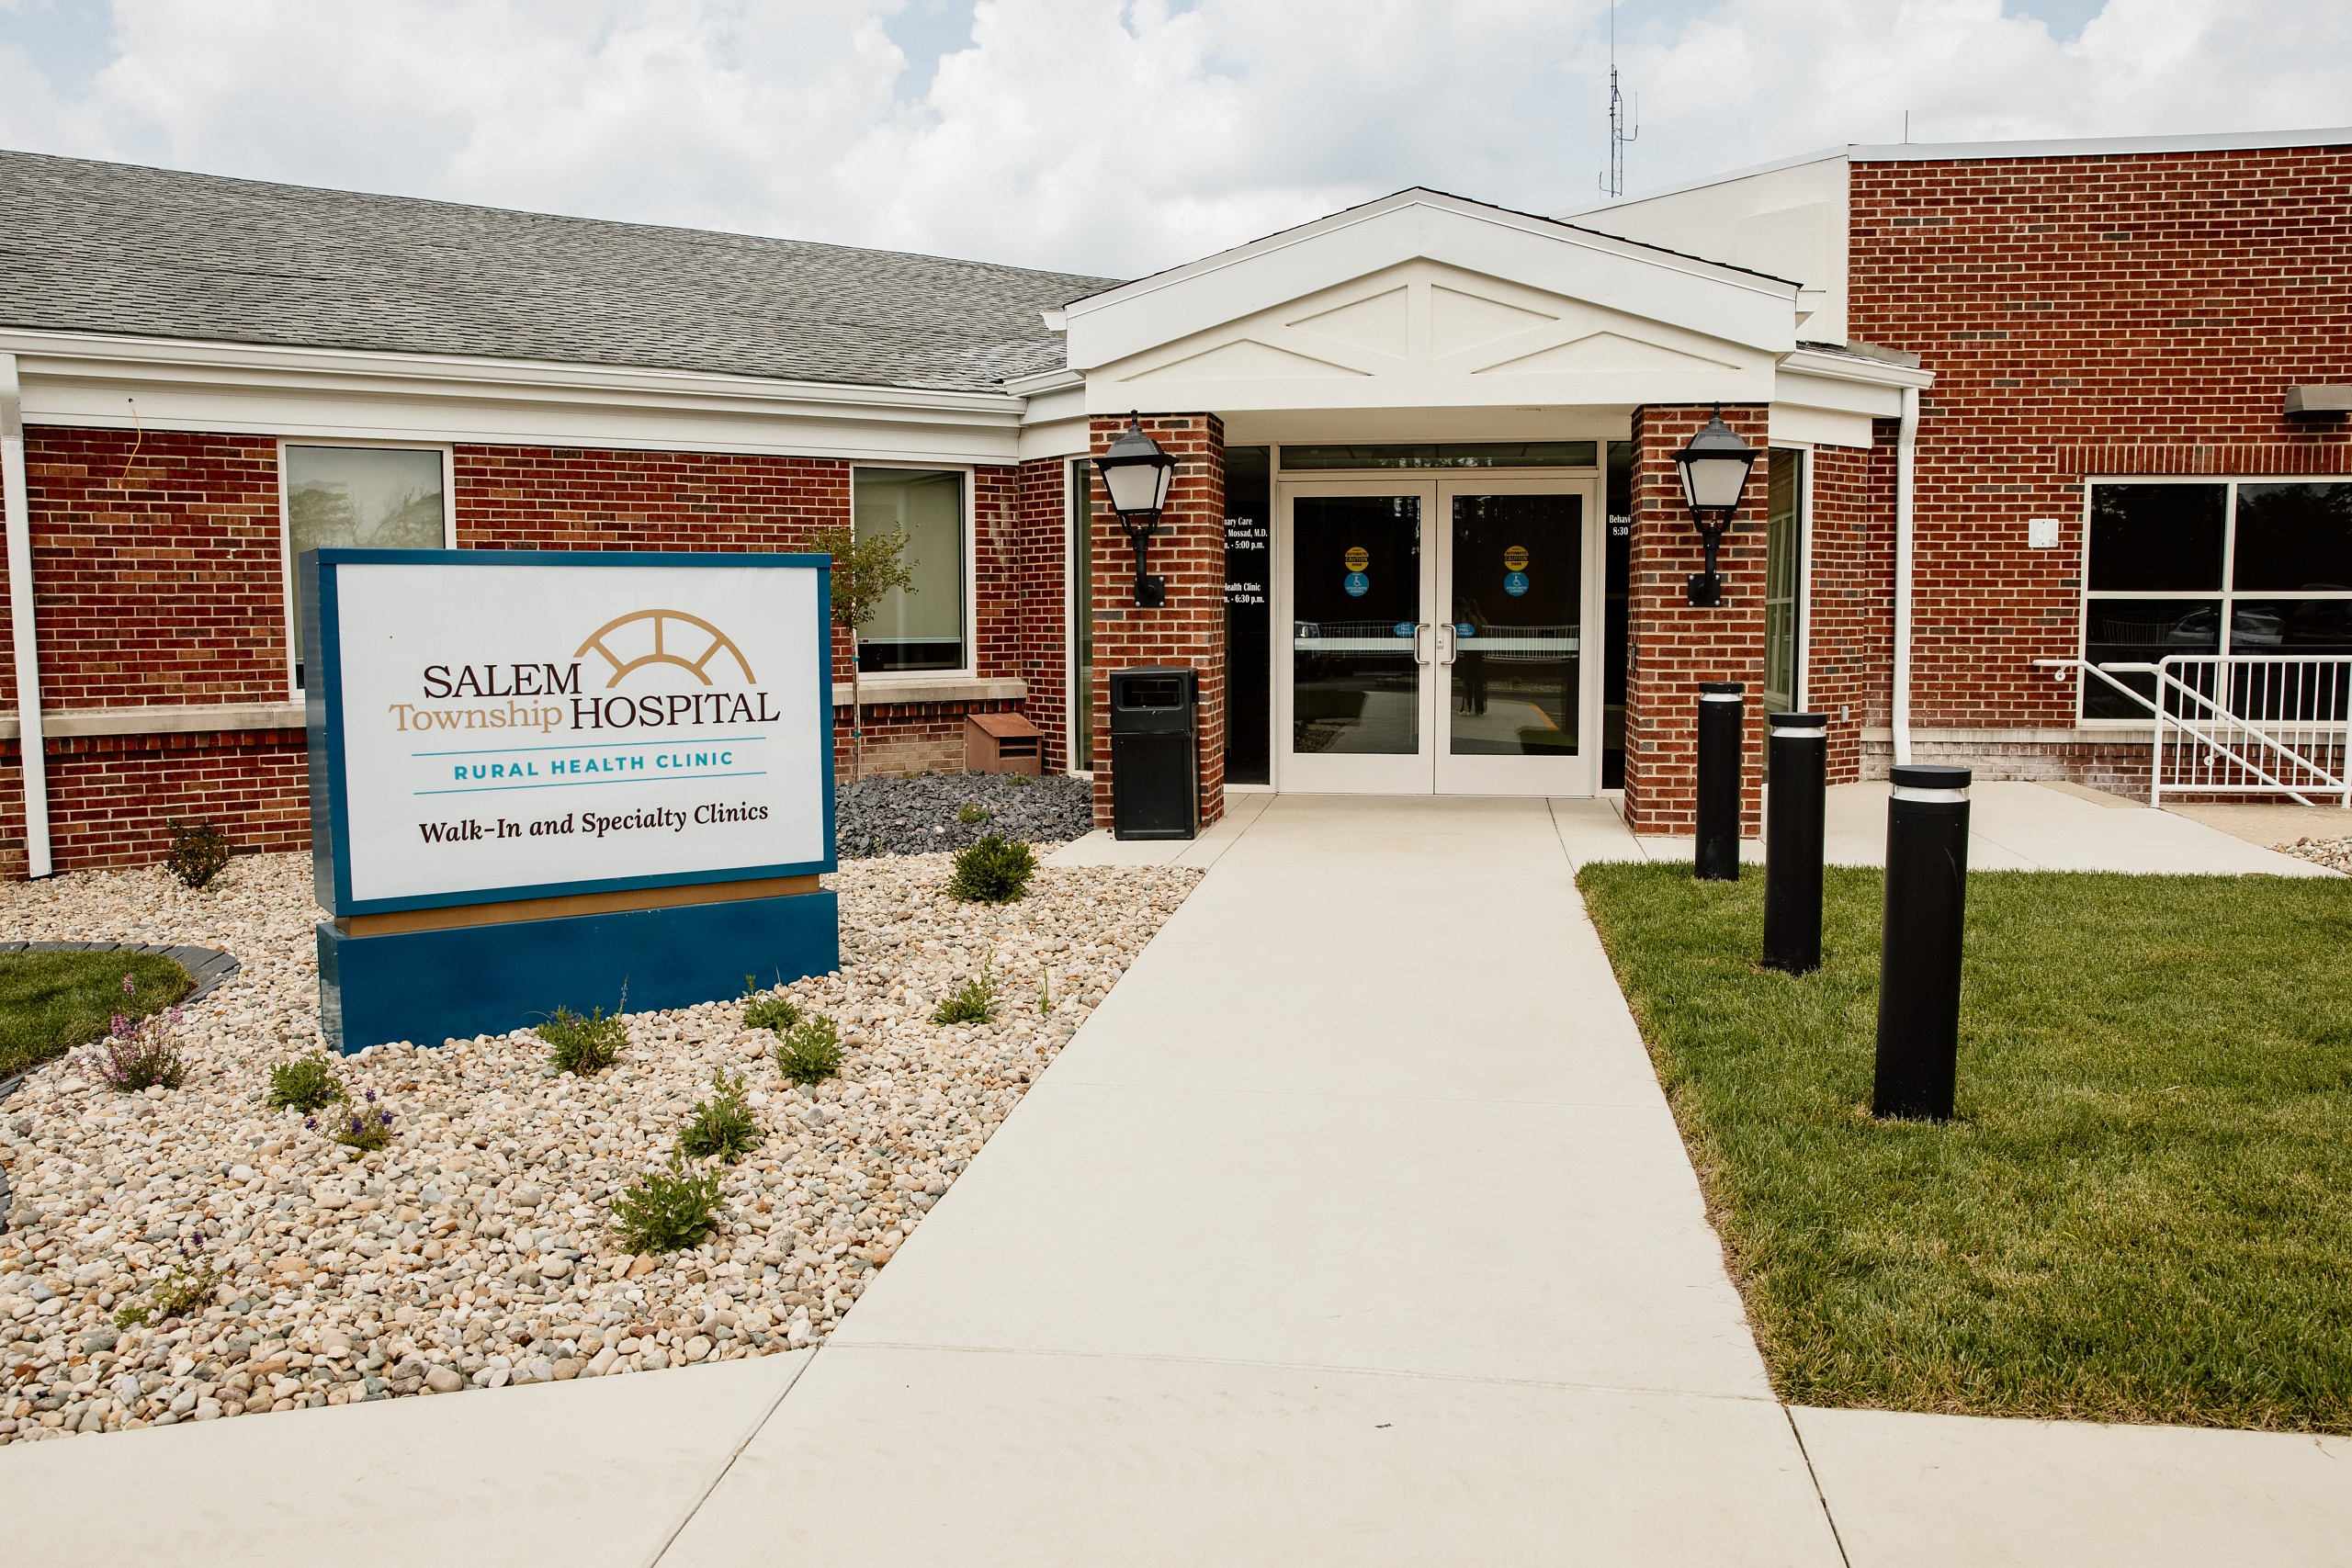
1;353;51;876
1892;384;1919;768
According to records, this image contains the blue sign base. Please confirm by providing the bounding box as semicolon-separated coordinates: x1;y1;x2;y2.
317;891;841;1055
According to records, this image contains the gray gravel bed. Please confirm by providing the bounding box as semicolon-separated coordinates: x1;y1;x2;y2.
837;772;1094;860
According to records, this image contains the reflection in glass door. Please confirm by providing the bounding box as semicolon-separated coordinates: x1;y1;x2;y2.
1274;476;1598;796
1279;493;1420;789
1434;485;1592;795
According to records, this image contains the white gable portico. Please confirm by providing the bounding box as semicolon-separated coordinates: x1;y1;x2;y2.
1055;188;1924;817
1061;188;1798;441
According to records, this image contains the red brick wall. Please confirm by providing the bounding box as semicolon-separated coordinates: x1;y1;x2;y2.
1087;414;1226;829
0;730;308;878
1013;457;1074;773
2;428;287;710
1801;435;1897;785
4;436;1047;874
1622;404;1770;835
1848;145;2352;734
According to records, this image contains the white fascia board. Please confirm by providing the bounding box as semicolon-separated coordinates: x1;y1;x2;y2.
1017;417;1091;461
1780;346;1934;391
1012;375;1086;434
1091;366;1773;418
1848;126;2352;163
1065;192;1796;371
1769;405;1874;449
3;329;1027;466
1003;366;1080;397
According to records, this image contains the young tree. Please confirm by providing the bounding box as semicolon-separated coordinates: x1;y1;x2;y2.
810;524;915;783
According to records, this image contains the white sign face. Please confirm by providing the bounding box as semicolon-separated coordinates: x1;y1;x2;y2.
322;558;828;908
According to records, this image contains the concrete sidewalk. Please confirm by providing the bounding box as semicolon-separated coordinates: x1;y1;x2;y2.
7;792;2347;1563
1555;779;2341;876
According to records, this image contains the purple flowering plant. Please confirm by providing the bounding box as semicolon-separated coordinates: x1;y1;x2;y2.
74;974;187;1092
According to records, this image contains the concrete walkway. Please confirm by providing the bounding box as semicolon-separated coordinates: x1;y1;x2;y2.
6;792;2347;1562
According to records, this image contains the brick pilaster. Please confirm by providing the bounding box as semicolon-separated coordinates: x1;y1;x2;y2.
1622;404;1770;837
1086;414;1226;830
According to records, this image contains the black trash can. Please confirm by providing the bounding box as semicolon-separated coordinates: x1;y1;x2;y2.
1110;666;1200;840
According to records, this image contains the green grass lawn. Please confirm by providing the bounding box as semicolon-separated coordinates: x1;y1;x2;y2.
0;950;193;1079
1577;862;2352;1434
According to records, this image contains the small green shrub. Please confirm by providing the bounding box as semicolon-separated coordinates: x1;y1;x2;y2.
956;801;991;825
775;1014;842;1086
1037;967;1055;1016
135;1233;223;1325
164;819;234;890
1006;773;1033;788
947;834;1037;903
933;957;998;1026
311;1089;396;1153
613;1155;724;1253
539;1005;625;1074
268;1053;344;1112
677;1069;762;1164
741;978;800;1035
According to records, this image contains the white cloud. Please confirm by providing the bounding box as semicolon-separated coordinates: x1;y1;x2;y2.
0;0;2344;278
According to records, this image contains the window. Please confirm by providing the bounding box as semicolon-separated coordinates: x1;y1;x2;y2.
1069;458;1094;772
853;468;967;674
2081;479;2352;718
1761;449;1805;716
283;444;450;690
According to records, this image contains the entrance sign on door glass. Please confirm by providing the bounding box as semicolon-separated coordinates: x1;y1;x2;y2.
1504;546;1530;570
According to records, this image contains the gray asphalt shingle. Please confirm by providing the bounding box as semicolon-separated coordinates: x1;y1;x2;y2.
0;151;1115;393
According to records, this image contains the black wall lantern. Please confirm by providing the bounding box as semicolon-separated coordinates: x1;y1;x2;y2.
1097;412;1179;607
1674;405;1759;606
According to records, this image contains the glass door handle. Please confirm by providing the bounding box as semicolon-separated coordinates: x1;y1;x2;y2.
1413;623;1432;664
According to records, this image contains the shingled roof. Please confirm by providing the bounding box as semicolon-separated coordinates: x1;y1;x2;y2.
0;151;1116;394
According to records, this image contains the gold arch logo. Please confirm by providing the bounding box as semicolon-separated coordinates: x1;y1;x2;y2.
575;609;757;689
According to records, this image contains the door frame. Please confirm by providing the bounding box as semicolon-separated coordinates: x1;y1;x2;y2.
1431;474;1603;798
1271;473;1603;797
1273;477;1441;795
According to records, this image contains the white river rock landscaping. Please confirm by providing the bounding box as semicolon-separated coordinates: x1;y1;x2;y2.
0;849;1197;1444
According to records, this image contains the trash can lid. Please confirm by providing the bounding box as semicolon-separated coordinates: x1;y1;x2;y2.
1697;681;1746;695
1890;764;1972;790
1768;711;1829;730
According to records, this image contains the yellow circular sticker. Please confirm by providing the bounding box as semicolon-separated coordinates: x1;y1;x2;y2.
1343;546;1369;571
1503;545;1530;570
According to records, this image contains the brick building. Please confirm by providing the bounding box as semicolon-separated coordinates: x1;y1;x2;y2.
2;127;2346;875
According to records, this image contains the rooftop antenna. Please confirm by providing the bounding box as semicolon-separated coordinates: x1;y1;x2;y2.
1600;1;1638;199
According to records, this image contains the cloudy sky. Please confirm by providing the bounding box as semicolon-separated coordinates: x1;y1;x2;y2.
1;0;2345;279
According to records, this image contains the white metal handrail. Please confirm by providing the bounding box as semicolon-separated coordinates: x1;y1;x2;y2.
2036;655;2352;807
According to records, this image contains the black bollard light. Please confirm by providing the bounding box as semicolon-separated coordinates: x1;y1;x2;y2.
1871;764;1973;1121
1695;682;1745;882
1762;712;1828;973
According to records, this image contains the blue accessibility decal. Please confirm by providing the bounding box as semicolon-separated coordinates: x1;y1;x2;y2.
1344;570;1370;597
1503;570;1530;597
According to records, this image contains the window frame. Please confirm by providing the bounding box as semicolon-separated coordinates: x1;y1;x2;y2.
277;439;457;698
847;461;979;684
2076;474;2352;725
1067;457;1094;776
1762;445;1809;715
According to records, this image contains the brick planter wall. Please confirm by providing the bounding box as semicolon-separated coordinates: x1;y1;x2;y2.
1622;404;1771;836
1086;414;1226;829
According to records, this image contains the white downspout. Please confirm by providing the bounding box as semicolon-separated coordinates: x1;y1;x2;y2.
1;354;51;877
1892;384;1918;769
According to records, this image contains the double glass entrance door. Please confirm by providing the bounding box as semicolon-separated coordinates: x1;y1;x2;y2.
1279;478;1597;795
